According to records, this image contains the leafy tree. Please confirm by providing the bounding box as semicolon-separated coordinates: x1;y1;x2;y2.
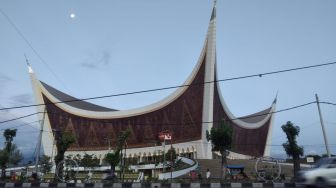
0;129;17;179
0;150;9;180
281;121;304;179
104;129;131;177
39;155;52;174
9;143;23;166
206;121;233;179
81;153;100;170
4;129;17;153
104;152;120;174
165;147;177;161
54;131;75;181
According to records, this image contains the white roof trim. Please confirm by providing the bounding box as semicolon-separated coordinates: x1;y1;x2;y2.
215;77;275;129
34;41;208;119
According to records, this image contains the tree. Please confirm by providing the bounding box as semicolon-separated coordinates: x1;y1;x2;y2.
206;121;233;179
281;121;304;179
9;144;23;166
166;147;177;162
39;155;52;174
104;152;121;175
4;129;17;153
81;153;100;170
0;150;9;180
54;131;75;181
0;129;17;179
104;129;131;178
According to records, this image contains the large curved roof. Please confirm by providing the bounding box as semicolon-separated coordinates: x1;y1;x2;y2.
40;81;117;112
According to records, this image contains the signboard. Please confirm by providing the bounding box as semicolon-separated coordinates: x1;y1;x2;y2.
306;157;314;163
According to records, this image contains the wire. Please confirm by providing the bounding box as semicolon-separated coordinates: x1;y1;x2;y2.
0;120;40;131
0;61;336;112
0;112;39;124
0;100;316;127
320;101;336;106
0;8;68;91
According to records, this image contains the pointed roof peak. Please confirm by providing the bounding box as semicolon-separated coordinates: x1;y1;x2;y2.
210;0;216;21
273;91;279;104
25;55;33;73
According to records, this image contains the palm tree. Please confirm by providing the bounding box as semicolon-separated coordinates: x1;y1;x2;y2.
104;129;131;179
0;129;17;179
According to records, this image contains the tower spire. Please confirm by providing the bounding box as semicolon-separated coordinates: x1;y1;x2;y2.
25;54;34;73
210;0;217;21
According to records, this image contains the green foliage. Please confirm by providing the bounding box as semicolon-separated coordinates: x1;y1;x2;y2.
54;131;75;163
9;143;23;166
0;150;9;168
117;129;131;150
1;129;17;179
281;121;304;179
104;152;121;167
206;120;233;179
206;121;233;153
165;147;177;161
81;153;100;169
281;121;304;158
3;129;17;152
39;155;52;174
104;128;131;174
54;131;75;181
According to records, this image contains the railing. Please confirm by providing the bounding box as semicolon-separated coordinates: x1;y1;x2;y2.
158;157;198;180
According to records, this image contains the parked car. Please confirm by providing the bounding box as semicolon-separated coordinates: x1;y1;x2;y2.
297;157;336;187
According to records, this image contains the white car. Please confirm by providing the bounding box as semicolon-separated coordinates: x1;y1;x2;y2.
297;157;336;187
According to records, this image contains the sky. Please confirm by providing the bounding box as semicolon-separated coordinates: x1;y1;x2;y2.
0;0;336;160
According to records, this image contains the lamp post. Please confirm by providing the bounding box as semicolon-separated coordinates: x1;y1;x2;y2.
122;141;127;182
104;137;111;152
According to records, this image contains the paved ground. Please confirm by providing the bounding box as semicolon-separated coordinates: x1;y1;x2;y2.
0;182;300;187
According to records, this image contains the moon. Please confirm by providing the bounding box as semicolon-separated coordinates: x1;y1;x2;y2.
70;13;76;19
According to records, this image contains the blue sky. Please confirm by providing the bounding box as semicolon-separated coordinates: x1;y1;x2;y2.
0;0;335;159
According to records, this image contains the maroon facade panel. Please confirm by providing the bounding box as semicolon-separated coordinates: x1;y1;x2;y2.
213;83;271;157
44;57;206;151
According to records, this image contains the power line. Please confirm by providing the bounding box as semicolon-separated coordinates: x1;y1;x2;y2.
0;120;40;131
0;100;317;126
0;8;68;91
0;112;39;124
1;61;336;112
320;101;336;106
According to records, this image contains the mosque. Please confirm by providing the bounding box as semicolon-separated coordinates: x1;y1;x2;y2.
28;1;276;163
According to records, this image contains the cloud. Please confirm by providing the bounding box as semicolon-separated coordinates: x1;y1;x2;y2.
81;51;111;70
0;74;13;94
0;74;12;82
10;94;33;106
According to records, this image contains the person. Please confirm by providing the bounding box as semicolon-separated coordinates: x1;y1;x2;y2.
206;169;211;179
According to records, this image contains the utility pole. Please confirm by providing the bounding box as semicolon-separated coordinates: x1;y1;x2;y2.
315;94;331;158
35;107;46;173
163;138;166;173
122;141;127;182
170;137;173;183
